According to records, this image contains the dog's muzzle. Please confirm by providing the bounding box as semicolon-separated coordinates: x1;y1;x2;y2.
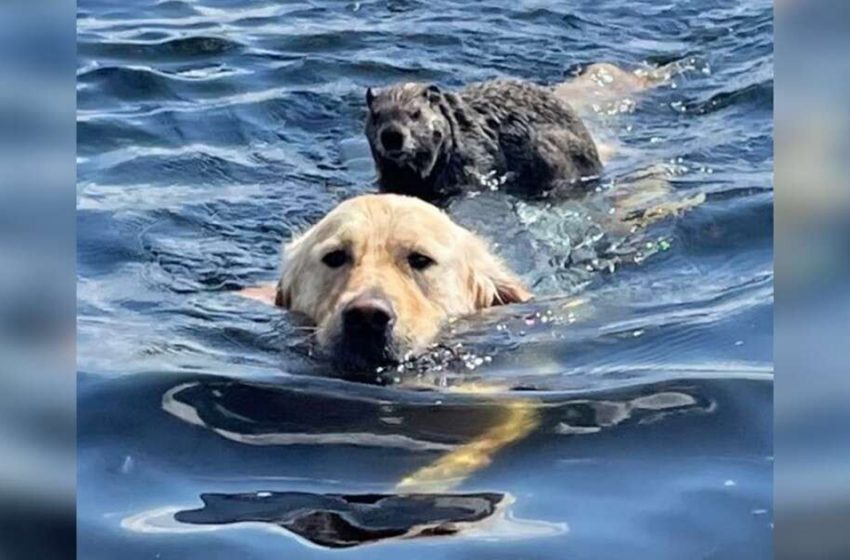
334;293;398;369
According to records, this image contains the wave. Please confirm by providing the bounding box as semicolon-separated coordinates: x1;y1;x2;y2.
683;79;773;115
78;35;243;62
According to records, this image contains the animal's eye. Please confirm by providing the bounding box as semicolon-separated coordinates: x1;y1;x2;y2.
408;252;435;270
409;109;422;120
322;249;349;268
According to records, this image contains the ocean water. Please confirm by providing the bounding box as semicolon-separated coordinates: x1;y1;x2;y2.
77;0;773;558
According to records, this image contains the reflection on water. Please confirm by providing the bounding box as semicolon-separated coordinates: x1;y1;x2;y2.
173;491;513;548
78;371;770;554
123;492;567;548
394;399;540;493
77;0;773;558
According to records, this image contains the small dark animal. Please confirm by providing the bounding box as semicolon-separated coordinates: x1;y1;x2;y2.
365;80;602;202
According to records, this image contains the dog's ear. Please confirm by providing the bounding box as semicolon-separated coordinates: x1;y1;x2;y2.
475;266;533;307
276;234;307;309
467;236;533;308
423;84;442;104
274;280;289;308
366;87;375;110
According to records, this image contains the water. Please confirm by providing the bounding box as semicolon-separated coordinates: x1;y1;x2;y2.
77;0;773;558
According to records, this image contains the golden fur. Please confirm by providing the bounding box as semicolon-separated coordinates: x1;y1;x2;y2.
274;194;530;363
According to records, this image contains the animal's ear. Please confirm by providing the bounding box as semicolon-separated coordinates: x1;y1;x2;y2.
467;237;533;309
274;280;289;308
423;84;442;104
275;232;309;309
366;87;375;110
479;268;533;307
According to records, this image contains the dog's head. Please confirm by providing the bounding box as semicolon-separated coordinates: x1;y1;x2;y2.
365;83;455;197
277;194;531;372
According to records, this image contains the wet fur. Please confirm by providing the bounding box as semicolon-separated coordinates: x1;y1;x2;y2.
274;194;531;368
365;80;602;203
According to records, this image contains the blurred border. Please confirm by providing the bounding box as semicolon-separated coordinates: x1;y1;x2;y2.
0;1;76;559
776;0;850;558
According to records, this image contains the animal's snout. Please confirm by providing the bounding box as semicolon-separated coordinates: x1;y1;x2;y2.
380;127;405;152
343;294;396;337
333;293;398;370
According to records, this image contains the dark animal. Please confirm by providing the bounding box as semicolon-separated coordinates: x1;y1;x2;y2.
365;80;602;203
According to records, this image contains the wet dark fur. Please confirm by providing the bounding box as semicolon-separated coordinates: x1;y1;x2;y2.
365;80;602;203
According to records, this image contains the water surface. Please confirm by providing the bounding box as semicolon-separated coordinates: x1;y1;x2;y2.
77;1;773;558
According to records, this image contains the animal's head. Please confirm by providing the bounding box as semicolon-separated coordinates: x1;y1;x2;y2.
276;194;531;372
365;83;454;195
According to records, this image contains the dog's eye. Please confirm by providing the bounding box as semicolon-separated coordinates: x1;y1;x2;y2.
409;109;422;120
408;252;435;270
322;249;349;268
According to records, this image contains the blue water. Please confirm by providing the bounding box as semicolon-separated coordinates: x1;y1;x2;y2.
77;1;773;558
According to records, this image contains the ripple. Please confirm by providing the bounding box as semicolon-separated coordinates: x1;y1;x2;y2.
683;79;774;115
78;35;243;62
77;66;182;102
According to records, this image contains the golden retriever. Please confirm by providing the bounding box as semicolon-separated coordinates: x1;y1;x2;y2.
243;194;531;370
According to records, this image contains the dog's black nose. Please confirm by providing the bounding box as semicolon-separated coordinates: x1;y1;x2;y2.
343;295;396;336
380;127;404;152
